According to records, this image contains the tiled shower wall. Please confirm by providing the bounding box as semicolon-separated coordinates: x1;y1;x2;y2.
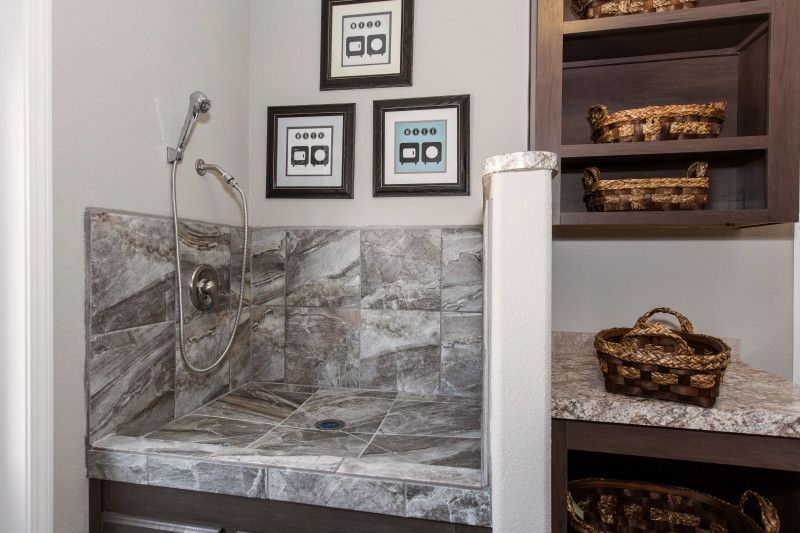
85;209;483;443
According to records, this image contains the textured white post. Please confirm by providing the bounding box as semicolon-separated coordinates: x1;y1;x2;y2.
483;152;557;532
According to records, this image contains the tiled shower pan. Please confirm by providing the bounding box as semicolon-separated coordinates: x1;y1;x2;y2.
88;382;491;527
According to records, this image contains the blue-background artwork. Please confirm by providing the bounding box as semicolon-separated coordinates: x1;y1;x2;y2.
394;120;446;174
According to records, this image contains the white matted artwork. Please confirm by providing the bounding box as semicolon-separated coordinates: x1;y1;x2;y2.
321;0;414;90
267;104;355;198
373;95;470;196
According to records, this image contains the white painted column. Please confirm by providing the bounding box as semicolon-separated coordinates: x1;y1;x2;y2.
483;152;557;533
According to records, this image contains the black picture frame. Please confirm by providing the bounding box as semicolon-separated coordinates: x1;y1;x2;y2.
266;103;356;199
373;95;470;197
320;0;414;91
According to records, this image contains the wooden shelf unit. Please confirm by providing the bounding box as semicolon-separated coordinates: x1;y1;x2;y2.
533;0;800;228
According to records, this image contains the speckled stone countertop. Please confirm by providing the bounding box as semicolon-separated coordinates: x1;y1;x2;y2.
553;332;800;438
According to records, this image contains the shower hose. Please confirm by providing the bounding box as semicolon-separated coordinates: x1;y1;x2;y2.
170;159;249;374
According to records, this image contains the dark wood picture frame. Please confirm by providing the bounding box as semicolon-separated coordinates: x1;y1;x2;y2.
373;94;470;197
320;0;414;90
266;103;355;199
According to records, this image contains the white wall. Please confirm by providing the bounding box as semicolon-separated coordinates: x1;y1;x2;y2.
1;0;28;530
52;1;250;529
248;0;530;227
553;225;795;378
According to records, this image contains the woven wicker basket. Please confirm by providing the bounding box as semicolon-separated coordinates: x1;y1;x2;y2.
568;479;780;533
589;102;726;143
584;161;709;212
594;308;731;407
572;0;696;19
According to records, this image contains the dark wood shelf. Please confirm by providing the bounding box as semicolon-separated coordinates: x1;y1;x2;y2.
534;0;800;228
564;1;772;35
557;209;770;228
561;136;768;161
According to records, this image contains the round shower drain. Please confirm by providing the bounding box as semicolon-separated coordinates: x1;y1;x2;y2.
314;419;346;431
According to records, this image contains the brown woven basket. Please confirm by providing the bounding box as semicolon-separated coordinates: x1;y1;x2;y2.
572;0;696;19
568;479;780;533
594;308;731;407
589;102;726;143
584;161;709;212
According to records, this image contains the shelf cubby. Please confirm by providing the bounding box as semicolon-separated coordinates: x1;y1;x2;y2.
535;0;800;227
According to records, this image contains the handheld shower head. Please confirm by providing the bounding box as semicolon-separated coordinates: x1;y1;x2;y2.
167;91;212;163
190;91;211;114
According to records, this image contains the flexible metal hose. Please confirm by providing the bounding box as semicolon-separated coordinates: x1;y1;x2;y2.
170;160;248;374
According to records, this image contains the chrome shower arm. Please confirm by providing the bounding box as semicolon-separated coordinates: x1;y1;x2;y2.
196;159;236;185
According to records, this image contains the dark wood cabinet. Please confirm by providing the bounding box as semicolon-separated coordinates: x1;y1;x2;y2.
551;419;800;532
533;0;800;227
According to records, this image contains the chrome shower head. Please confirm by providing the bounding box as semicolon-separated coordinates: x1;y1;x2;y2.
167;91;212;163
190;91;211;114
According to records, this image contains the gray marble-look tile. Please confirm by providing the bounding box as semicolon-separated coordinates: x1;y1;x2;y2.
359;310;440;394
88;322;175;442
281;393;394;434
285;307;359;388
92;435;220;458
269;470;404;517
230;306;251;390
145;414;275;446
363;435;481;469
440;313;483;397
337;457;484;489
361;229;441;311
396;392;482;404
405;485;491;527
379;401;482;438
177;220;231;320
248;426;370;458
148;455;267;499
88;210;174;335
250;228;285;306
311;387;397;400
175;311;231;418
285;229;360;308
250;306;285;383
86;450;148;484
229;226;250;306
441;227;483;313
194;382;313;425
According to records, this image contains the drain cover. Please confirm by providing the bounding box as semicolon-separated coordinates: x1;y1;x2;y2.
314;419;345;431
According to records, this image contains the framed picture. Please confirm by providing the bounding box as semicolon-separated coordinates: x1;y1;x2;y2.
320;0;414;90
266;103;355;199
373;95;470;197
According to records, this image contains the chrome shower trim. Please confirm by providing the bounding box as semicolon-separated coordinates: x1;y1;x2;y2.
167;91;212;164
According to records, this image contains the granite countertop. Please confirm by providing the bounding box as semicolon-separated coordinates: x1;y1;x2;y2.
552;332;800;439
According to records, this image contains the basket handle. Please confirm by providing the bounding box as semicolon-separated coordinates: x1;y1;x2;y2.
621;308;695;356
588;104;610;126
687;161;709;179
634;307;695;334
583;167;601;188
739;491;780;533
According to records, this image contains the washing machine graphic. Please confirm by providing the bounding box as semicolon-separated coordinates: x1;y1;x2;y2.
310;145;330;166
367;34;387;57
345;36;365;58
421;142;443;164
398;143;420;165
290;146;309;166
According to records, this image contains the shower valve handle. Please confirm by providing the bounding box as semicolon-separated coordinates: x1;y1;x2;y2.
189;264;221;312
196;279;219;311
